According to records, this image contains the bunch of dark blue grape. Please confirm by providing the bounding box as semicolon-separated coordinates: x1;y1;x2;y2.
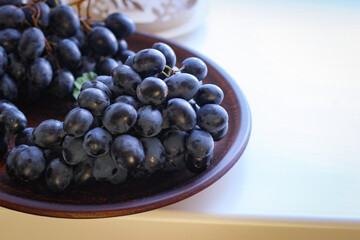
0;0;135;100
2;1;229;193
0;0;135;159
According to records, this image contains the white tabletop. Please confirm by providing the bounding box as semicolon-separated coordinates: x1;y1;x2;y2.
162;0;360;220
1;0;360;239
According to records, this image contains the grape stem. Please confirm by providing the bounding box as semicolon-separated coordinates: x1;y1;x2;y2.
68;0;86;6
23;19;31;26
164;65;174;76
69;0;93;32
30;2;54;55
44;39;53;56
86;0;92;24
161;71;170;78
47;40;57;45
32;4;41;28
178;65;185;71
54;57;61;70
164;65;185;77
21;2;53;56
80;19;92;32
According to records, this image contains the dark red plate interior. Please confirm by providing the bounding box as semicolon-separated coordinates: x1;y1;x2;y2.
0;32;251;218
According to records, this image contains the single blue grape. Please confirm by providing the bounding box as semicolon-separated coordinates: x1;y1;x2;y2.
46;158;73;192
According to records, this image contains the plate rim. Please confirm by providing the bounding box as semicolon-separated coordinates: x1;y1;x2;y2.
0;31;252;218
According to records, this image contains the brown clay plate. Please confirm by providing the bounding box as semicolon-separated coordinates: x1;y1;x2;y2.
0;32;251;218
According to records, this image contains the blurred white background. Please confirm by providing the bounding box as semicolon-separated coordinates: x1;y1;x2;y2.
163;0;360;220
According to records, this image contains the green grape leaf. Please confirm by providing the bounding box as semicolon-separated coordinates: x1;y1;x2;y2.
72;72;98;99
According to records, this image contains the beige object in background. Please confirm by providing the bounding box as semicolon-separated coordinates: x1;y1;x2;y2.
64;0;209;38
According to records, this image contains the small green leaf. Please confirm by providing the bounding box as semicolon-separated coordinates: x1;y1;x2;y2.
72;72;98;100
74;78;84;89
72;89;81;100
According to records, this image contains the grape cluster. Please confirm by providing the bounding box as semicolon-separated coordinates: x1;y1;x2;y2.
1;1;229;192
0;1;135;101
0;0;134;155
